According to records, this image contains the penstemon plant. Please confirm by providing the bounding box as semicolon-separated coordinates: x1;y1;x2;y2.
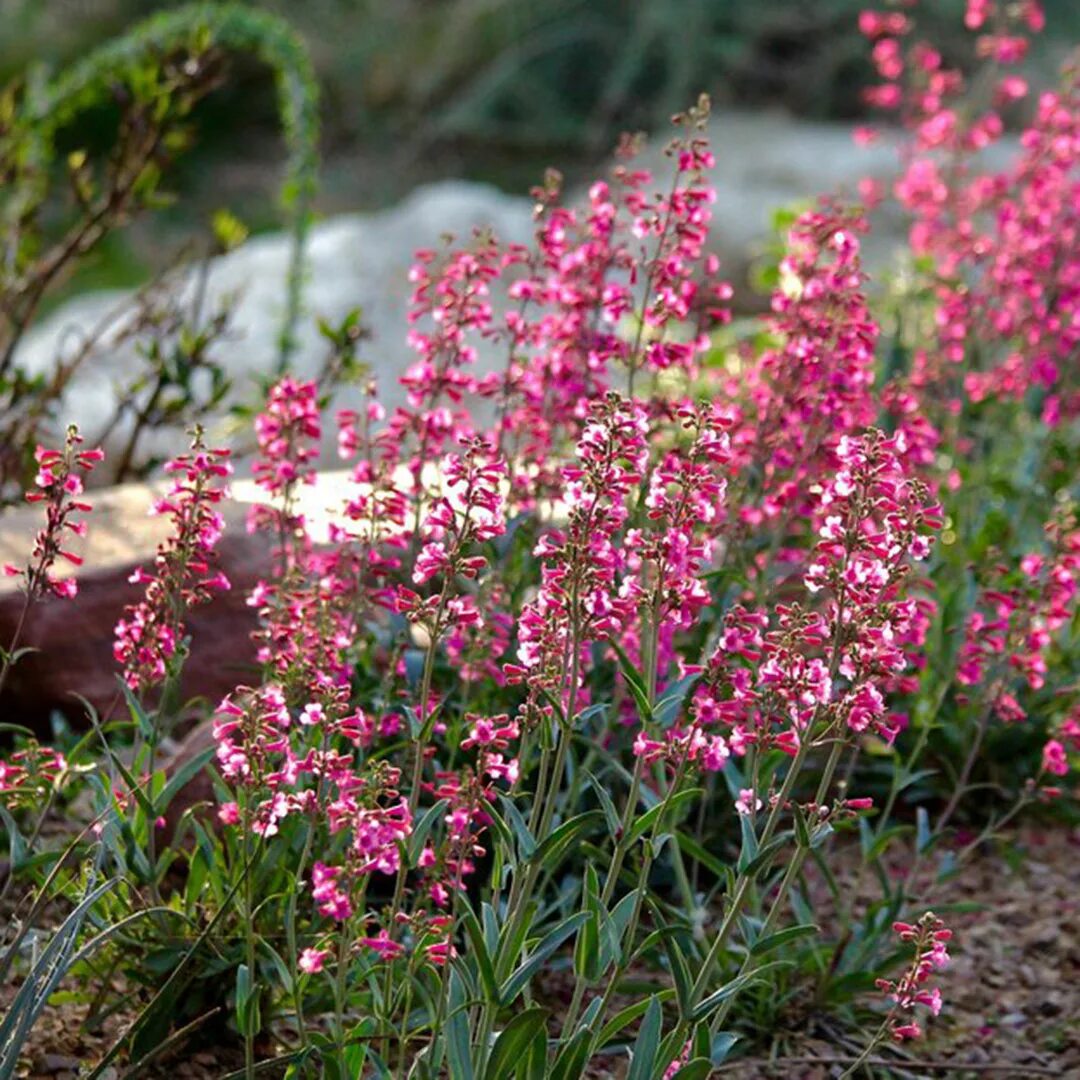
1;1;1078;1077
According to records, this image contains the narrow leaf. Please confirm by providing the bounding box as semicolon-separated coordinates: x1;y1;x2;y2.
483;1007;549;1080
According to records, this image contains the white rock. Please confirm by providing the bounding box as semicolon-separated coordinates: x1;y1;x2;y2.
17;181;537;468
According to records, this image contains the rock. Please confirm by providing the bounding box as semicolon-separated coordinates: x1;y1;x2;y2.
38;1055;83;1073
0;469;353;734
16;181;537;473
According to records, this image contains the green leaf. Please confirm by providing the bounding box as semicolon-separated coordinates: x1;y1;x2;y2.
87;839;257;1073
234;963;260;1038
792;803;811;850
662;933;694;1021
736;811;758;869
573;909;600;983
691;960;793;1021
916;806;933;854
858;814;874;860
0;876;117;1062
657;1029;686;1076
654;674;699;729
625;995;662;1080
157;746;214;814
534;810;603;871
483;1007;549;1080
516;1021;548;1080
212;207;249;251
120;680;157;742
550;1028;591;1080
76;692;156;822
410;799;450;863
499;912;589;1006
235;962;250;1013
574;702;609;729
446;970;475;1080
609;638;652;721
864;823;911;864
461;907;500;1004
584;769;621;835
749;923;819;957
494;899;537;980
627;789;702;845
898;767;940;794
0;722;36;737
607;893;637;964
597;893;623;973
709;1032;740;1064
0;806;27;870
632;924;690;966
596;988;675;1048
484;801;517;866
675;830;728;880
670;1060;715;1080
574;866;601;983
260;940;294;995
482;902;501;956
739;831;793;877
499;795;536;860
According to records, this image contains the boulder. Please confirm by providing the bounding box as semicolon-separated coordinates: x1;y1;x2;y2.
0;470;352;734
16;181;537;472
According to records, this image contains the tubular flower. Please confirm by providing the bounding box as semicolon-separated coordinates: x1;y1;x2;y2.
114;432;232;692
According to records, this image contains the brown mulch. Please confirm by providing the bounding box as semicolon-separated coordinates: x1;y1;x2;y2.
3;826;1079;1079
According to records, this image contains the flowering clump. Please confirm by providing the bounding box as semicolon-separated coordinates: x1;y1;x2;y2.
877;913;952;1041
0;742;67;810
251;375;321;499
113;432;232;692
395;437;507;638
8;5;1080;1073
2;427;102;601
727;203;879;531
956;511;1079;720
692;429;941;784
507;392;647;705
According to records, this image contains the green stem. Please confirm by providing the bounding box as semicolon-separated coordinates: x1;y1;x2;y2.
243;808;256;1080
601;754;646;907
839;1015;894;1080
689;736;811;1006
0;590;32;699
570;755;691;1041
333;918;351;1053
709;739;845;1034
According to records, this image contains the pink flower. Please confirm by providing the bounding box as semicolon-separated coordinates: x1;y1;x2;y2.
892;1022;923;1041
114;432;232;692
6;427;101;604
877;913;951;1042
735;789;762;816
1042;739;1068;777
299;947;330;974
311;862;353;922
300;703;325;727
361;929;405;961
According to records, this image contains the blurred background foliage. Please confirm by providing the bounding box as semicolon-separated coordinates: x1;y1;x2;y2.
4;0;1078;293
